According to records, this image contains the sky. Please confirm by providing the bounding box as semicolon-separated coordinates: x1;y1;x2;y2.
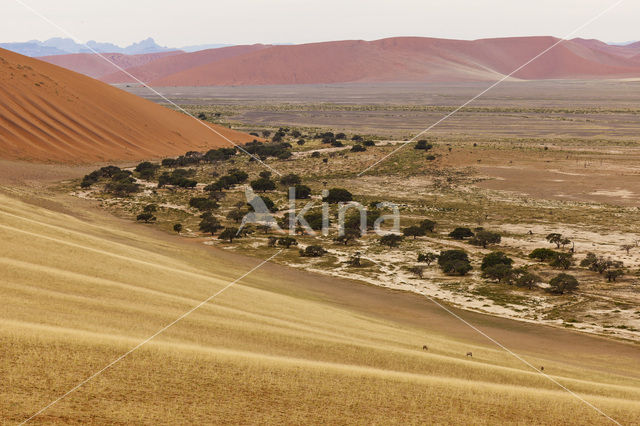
2;0;638;47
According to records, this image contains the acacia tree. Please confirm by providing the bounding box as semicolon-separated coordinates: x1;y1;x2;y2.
469;230;501;248
403;226;427;239
219;227;240;243
548;273;579;294
417;252;437;265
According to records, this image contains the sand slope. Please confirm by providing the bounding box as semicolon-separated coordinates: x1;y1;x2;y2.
2;188;640;424
50;36;640;86
0;48;255;163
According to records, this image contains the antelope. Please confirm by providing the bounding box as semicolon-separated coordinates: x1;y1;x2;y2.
466;352;473;357
422;345;428;351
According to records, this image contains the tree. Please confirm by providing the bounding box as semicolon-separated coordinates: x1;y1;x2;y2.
135;161;160;180
438;250;472;276
482;264;512;283
293;184;312;199
408;265;426;279
481;251;513;271
259;171;272;179
323;188;353;204
605;269;624;282
449;227;474;240
417;252;437;265
581;252;623;275
219;227;240;243
529;248;560;262
277;237;298;248
226;209;246;223
279;173;301;186
136;213;156;223
379;234;404;248
550;252;573;270
199;216;222;235
621;244;634;255
143;204;158;213
334;228;360;245
250;177;276;192
469;230;501;248
419;219;436;233
267;236;278;247
546;233;564;249
548;273;579;294
173;223;183;233
403;226;426;239
300;245;326;257
515;272;541;289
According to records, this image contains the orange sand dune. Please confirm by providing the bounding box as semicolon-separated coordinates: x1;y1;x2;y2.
0;48;255;163
39;51;184;79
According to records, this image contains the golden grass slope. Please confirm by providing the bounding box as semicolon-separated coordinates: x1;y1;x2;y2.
0;49;254;163
1;187;640;424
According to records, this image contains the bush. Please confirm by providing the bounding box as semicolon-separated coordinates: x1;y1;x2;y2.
415;140;433;150
189;197;218;211
300;245;326;257
277;237;298;248
419;219;436;232
173;223;183;233
529;248;560;262
426;155;436;161
248;195;277;212
136;213;156;223
449;227;474;240
135;161;160;179
219;227;240;242
351;144;366;152
363;140;375;147
311;151;320;158
548;273;579;294
293;184;312;199
323;188;353;204
481;251;513;271
379;234;404;248
280;173;301;186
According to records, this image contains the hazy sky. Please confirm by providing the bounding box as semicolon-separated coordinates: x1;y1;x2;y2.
3;0;637;46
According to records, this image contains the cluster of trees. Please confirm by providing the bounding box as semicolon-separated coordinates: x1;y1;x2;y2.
158;169;197;188
205;169;249;191
80;166;140;197
134;161;160;180
580;253;624;282
244;141;292;160
447;227;501;248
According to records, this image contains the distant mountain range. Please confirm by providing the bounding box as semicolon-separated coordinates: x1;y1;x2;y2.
0;37;178;57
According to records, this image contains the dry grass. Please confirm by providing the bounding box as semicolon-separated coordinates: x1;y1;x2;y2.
1;187;640;425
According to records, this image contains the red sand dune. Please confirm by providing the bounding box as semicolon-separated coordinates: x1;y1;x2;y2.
149;37;640;86
101;45;269;84
34;37;640;87
0;48;255;163
39;51;184;79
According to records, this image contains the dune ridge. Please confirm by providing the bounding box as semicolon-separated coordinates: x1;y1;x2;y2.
0;48;255;163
